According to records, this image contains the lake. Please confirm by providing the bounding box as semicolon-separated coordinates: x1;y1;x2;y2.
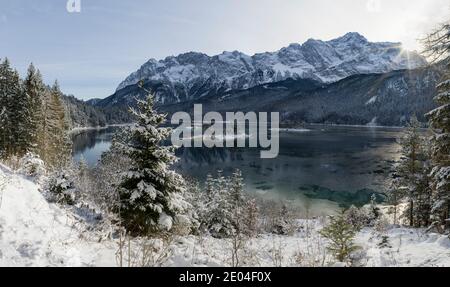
72;125;403;215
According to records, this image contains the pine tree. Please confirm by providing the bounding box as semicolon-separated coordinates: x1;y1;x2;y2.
396;115;424;227
229;169;246;234
13;72;32;156
413;135;433;227
0;59;71;169
423;22;450;231
230;169;245;208
368;194;381;224
205;170;235;238
0;58;10;157
0;58;25;157
115;94;189;235
320;213;359;263
243;198;259;237
387;179;403;225
23;63;44;153
41;81;72;170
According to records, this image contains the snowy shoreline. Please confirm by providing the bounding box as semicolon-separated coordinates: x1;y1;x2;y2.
304;123;406;130
70;124;132;135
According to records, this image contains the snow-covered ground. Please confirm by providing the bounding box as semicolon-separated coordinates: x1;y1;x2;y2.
0;164;117;267
0;164;449;267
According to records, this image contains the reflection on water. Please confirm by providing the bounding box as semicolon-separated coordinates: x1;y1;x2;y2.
72;127;116;166
72;125;403;215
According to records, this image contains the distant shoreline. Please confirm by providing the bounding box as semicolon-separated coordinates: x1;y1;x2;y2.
304;123;406;130
69;122;412;136
70;123;132;135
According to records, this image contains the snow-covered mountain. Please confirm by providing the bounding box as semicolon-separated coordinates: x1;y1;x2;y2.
113;32;427;105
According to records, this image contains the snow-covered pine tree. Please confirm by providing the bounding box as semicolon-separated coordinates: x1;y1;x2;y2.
387;179;404;225
230;169;245;208
413;135;433;227
12;71;32;156
0;58;27;157
0;58;10;158
368;193;381;224
41;81;72;170
423;22;450;231
195;173;215;231
229;169;246;234
23;63;44;154
242;198;259;237
115;94;190;235
205;170;235;238
396;115;425;227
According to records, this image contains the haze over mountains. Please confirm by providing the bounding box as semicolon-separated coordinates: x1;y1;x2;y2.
88;32;441;126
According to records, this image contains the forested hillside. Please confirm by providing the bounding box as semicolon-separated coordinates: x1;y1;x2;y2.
156;65;442;126
61;94;107;129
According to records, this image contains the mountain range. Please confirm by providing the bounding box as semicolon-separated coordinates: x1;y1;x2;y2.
89;32;441;126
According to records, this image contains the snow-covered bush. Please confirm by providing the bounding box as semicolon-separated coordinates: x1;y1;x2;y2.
17;152;45;179
270;204;298;235
195;170;259;239
91;143;131;213
372;216;390;235
258;200;297;235
203;172;235;238
344;205;370;231
45;169;77;205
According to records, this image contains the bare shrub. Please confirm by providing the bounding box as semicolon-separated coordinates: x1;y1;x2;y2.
116;231;174;267
268;237;286;267
292;221;330;267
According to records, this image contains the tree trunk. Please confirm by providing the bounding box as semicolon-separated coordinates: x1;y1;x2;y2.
410;199;414;227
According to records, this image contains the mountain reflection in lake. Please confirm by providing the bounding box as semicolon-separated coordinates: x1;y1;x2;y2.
72;125;403;215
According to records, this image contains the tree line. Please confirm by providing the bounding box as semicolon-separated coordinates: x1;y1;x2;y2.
391;22;450;232
0;58;71;169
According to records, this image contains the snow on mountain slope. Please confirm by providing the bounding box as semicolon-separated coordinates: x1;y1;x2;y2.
0;164;448;267
114;32;427;104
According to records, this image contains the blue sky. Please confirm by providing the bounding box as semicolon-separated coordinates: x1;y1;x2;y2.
0;0;448;100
